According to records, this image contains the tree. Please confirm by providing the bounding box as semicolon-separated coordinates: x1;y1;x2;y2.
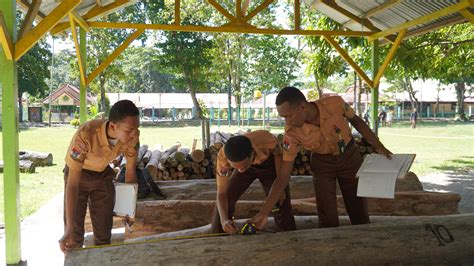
85;4;147;114
16;11;52;122
17;40;51;122
146;0;215;119
428;23;473;120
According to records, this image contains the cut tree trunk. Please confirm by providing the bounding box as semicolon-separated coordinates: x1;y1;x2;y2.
0;160;36;173
67;214;474;266
146;150;162;179
155;173;423;201
127;191;460;239
19;151;53;166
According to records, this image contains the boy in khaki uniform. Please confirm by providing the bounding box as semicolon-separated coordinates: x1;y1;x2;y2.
210;131;296;234
59;100;140;253
251;86;392;229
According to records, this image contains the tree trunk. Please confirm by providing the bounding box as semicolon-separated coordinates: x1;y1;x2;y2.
0;160;36;173
100;73;106;114
357;75;363;115
19;151;53;166
127;191;459;239
404;76;418;110
69;214;474;265
454;82;467;121
186;71;202;119
314;71;323;99
18;96;24;122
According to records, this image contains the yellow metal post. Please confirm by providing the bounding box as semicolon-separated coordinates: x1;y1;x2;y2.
70;16;87;86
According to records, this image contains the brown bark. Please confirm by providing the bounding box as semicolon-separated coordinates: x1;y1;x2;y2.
70;214;474;265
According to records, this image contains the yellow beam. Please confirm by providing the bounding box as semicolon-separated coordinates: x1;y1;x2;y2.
242;0;251;16
70;16;87;85
207;0;237;23
15;0;81;60
16;0;46;22
361;0;400;18
175;0;180;25
70;10;91;32
321;0;396;43
18;0;42;39
0;11;14;60
50;0;133;35
373;29;406;88
324;36;374;88
237;0;242;20
459;8;474;23
87;21;372;37
87;29;145;85
369;0;471;41
295;0;300;30
243;0;274;23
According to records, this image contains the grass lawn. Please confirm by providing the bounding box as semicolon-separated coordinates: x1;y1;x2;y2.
0;121;472;222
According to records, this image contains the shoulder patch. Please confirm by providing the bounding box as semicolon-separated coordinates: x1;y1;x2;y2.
70;146;84;161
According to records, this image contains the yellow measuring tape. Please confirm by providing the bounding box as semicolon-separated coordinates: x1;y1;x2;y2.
79;232;230;251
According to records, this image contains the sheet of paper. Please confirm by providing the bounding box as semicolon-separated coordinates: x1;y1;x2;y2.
356;154;416;199
357;172;397;199
113;183;138;218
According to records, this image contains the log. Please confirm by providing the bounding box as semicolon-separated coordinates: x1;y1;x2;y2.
137;145;149;165
145;150;162;179
142;150;152;165
67;214;474;265
155;175;423;201
0;160;36;173
190;149;205;163
159;144;180;165
127;191;460;239
19;151;53;166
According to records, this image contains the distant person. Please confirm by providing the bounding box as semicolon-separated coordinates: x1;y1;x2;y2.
59;100;140;254
378;109;387;127
363;109;370;126
386;110;393;127
410;108;418;129
211;131;296;234
250;86;392;230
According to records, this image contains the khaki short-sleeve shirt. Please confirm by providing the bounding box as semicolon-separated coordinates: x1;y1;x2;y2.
216;130;279;187
283;96;354;161
65;119;139;172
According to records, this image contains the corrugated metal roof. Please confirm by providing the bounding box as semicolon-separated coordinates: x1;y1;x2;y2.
305;0;470;41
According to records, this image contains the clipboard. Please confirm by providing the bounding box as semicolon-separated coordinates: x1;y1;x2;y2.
113;183;138;218
356;154;416;199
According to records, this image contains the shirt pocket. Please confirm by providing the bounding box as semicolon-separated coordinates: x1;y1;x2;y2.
84;152;108;170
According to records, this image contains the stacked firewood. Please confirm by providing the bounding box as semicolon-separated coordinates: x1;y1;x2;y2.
115;142;215;181
110;131;376;182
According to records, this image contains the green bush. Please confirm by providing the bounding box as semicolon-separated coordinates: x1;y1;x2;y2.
70;118;80;128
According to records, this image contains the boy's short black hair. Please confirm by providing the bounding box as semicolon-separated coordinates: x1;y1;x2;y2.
224;135;253;162
275;86;307;106
109;100;139;123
